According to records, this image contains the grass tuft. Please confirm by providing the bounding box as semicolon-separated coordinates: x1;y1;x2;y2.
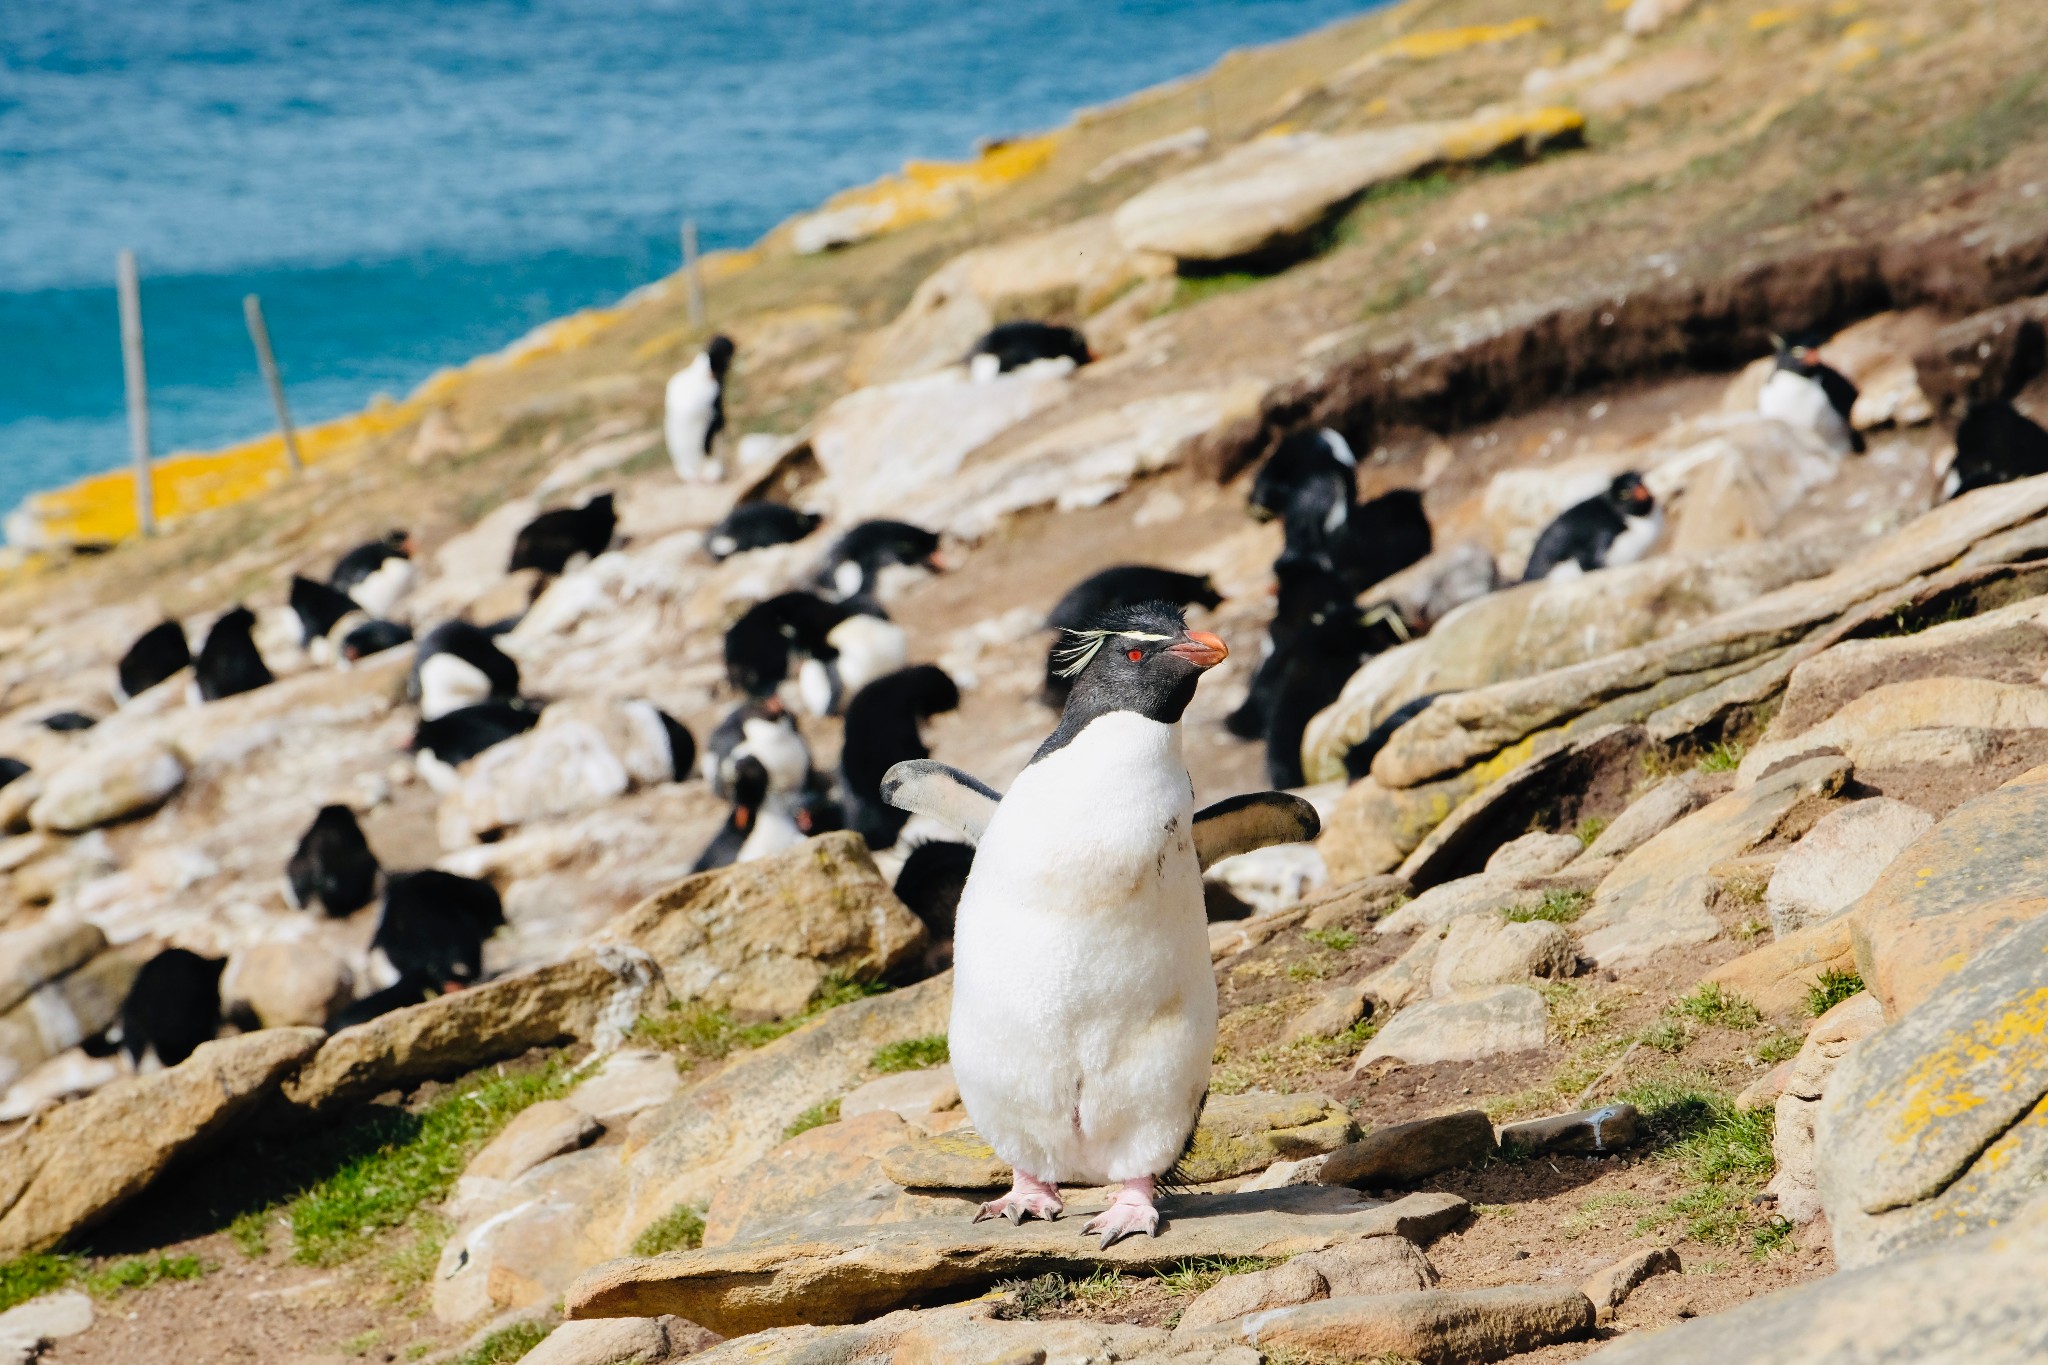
1505;889;1590;924
1806;968;1865;1017
1695;741;1746;774
1304;926;1358;952
1620;1078;1782;1254
83;1254;207;1298
456;1320;551;1364
631;1204;706;1257
1155;1256;1278;1297
1574;816;1609;848
631;973;891;1064
0;1254;82;1313
869;1034;949;1074
1672;983;1762;1031
783;1097;842;1140
1756;1032;1803;1065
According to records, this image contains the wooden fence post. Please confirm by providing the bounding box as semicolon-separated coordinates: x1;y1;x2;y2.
116;250;154;536
682;217;707;328
243;294;304;473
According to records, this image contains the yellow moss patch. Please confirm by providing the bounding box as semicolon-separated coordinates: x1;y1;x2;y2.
1375;18;1547;63
1439;107;1585;161
1750;7;1800;31
1884;986;2048;1142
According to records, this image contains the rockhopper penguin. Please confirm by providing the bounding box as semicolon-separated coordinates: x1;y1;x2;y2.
1759;335;1863;454
1521;472;1661;582
881;602;1320;1245
665;336;734;483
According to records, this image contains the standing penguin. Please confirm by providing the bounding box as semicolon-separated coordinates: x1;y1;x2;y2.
880;603;1319;1244
194;606;274;702
666;336;735;483
1521;472;1661;582
508;492;616;576
115;620;192;701
331;530;418;620
1759;336;1863;454
1041;566;1222;704
839;665;960;849
967;321;1091;380
286;804;381;917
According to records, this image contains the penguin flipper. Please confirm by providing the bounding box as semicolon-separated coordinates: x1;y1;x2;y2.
880;760;1001;844
1193;792;1321;870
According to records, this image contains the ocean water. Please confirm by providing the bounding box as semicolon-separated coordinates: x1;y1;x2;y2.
0;0;1373;528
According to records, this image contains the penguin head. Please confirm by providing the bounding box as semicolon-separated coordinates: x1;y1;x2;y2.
310;803;364;838
213;604;258;640
1772;332;1828;377
1250;427;1359;523
729;755;770;823
1606;472;1655;518
385;529;416;557
1051;601;1228;726
706;335;736;379
583;491;616;518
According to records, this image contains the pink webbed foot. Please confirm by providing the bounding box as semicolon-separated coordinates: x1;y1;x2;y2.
975;1170;1064;1225
1081;1177;1160;1249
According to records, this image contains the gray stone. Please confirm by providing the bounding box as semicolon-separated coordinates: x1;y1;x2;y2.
1353;986;1546;1071
840;1065;959;1128
0;1289;93;1361
1817;915;2048;1267
1375;872;1527;938
1286;977;1371;1041
1360;932;1441;1013
1741;677;2048;786
0;923;104;1017
1319;1110;1496;1187
435;1147;618;1326
1483;832;1584;879
0;948;144;1093
28;740;185;832
565;1050;679;1125
1579;1245;1680;1320
681;1301;1210;1365
1498;1105;1641;1157
1182;1284;1595;1360
1176;1237;1437;1331
1580;778;1702;862
520;1317;673;1365
702;1110;973;1251
1429;916;1577;995
452;1100;603;1217
1765;798;1933;935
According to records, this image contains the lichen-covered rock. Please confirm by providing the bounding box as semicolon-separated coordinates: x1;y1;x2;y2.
1767;992;1885;1224
702;1110;973;1250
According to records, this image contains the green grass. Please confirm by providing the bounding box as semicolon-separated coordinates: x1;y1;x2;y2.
83;1254;206;1298
0;1251;210;1313
783;1097;842;1139
1574;816;1609;848
229;1208;273;1260
1807;968;1865;1017
1155;1256;1278;1298
0;1254;85;1313
456;1320;551;1365
1672;984;1762;1031
1620;1079;1782;1255
630;1204;706;1257
1695;741;1746;774
1167;272;1267;311
1639;1019;1692;1054
1304;926;1358;952
631;973;891;1063
1756;1032;1803;1065
1505;889;1590;924
869;1034;949;1074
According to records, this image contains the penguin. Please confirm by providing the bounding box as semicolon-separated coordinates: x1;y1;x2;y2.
340;618;413;662
115;619;192;702
1259;604;1409;789
291;575;365;649
665;335;735;483
1759;335;1863;454
194;605;274;702
1343;691;1444;780
285;804;380;917
39;712;96;733
796;612;908;718
1336;488;1433;593
331;530;417;620
879;602;1319;1245
723;592;907;715
1945;400;2048;499
80;948;224;1071
690;754;812;874
814;520;944;606
1225;559;1354;743
650;705;697;782
967;321;1091;380
509;492;616;577
891;839;975;979
707;502;822;561
1248;430;1430;593
700;697;812;801
1521;472;1661;582
1042;567;1223;704
350;870;505;1019
0;758;27;792
839;665;961;849
410;700;541;792
409;621;521;721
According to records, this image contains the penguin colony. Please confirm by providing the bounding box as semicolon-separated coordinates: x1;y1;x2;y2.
19;316;2043;1239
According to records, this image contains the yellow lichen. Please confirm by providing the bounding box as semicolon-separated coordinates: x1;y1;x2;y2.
1882;985;2048;1142
1375;18;1547;62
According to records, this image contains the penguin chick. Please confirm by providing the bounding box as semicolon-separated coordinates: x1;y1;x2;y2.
1042;567;1223;705
813;520;944;606
80;948;223;1071
410;700;541;792
116;619;192;702
708;502;822;561
1760;336;1864;454
410;620;521;721
1946;399;2048;499
840;665;961;849
194;605;274;702
967;321;1091;380
666;335;734;483
331;530;417;620
286;804;380;917
1521;472;1661;582
509;492;616;576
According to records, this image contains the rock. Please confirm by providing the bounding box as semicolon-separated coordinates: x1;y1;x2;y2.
0;922;104;1017
1846;762;2048;1016
435;1147;617;1326
1623;0;1698;35
1498;1105;1641;1157
456;1100;602;1214
1354;987;1546;1071
0;1028;321;1256
1741;678;2048;786
1238;1155;1328;1191
1736;1059;1793;1112
521;1318;675;1365
1702;915;1859;1018
1580;1245;1680;1321
682;1301;1200;1365
0;948;145;1093
596;832;924;1020
1360;933;1441;1013
1764;798;1933;936
1767;992;1885;1224
1300;875;1412;933
1582;777;1703;862
27;740;184;832
1644;416;1841;559
701;1110;973;1250
1112;109;1582;265
1913;292;2048;415
1483;832;1583;880
1429;916;1577;995
1817;915;2048;1267
1206;844;1327;916
0;1289;94;1359
1578;47;1718;115
1286;978;1371;1040
566;1185;1468;1333
284;950;661;1114
0;1050;123;1123
1368;542;1503;633
439;702;682;844
840;1065;960;1128
1177;1238;1437;1331
565;1050;679;1125
1578;755;1850;972
878;1124;1012;1190
1182;1284;1595;1360
1375;872;1528;938
221;939;354;1029
1577;1208;2048;1362
1319;1110;1497;1186
1087;127;1211;183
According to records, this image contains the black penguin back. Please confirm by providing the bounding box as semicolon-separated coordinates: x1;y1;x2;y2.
1344;691;1444;781
840;665;960;849
708;503;822;560
1334;488;1432;592
1262;610;1406;788
374;870;504;990
508;493;617;574
341;619;413;661
196;606;274;701
111;948;225;1068
654;708;697;781
410;700;540;767
331;532;410;591
969;321;1091;372
118;620;192;700
287;804;380;917
0;758;27;791
291;575;360;645
413;620;521;700
1952;400;2048;497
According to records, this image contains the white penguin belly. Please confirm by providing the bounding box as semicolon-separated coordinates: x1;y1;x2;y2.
1603;507;1664;568
1760;371;1853;453
418;652;494;721
949;712;1215;1185
665;360;720;481
348;558;416;620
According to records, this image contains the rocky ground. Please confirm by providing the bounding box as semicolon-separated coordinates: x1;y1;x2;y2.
0;0;2045;1360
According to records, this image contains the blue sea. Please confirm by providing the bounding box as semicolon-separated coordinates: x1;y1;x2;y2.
0;0;1373;530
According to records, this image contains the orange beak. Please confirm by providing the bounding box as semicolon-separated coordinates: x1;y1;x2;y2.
1169;631;1229;669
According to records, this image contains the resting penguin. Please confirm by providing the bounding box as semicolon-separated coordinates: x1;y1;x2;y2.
813;520;944;607
1945;399;2048;499
707;502;822;561
722;591;906;716
1041;566;1223;705
331;530;417;620
115;619;191;701
40;712;95;732
81;948;224;1071
194;605;275;702
1521;472;1661;582
1759;335;1863;454
839;665;961;849
967;321;1091;380
879;601;1320;1245
340;618;413;662
286;804;380;917
700;697;812;800
410;699;541;791
334;870;506;1026
409;621;521;720
509;492;616;576
666;335;735;483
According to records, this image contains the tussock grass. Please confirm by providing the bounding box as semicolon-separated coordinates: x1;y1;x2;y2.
1506;889;1590;924
1620;1079;1784;1256
1806;968;1864;1017
0;1250;209;1313
631;1205;706;1256
1755;1032;1803;1065
1303;926;1358;952
456;1320;551;1364
869;1034;949;1074
1694;740;1746;774
83;1254;207;1297
783;1097;842;1140
1672;984;1762;1031
630;974;890;1064
1574;816;1608;848
1156;1255;1278;1297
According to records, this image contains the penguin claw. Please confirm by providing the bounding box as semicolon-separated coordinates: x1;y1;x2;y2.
1081;1179;1161;1248
976;1174;1064;1227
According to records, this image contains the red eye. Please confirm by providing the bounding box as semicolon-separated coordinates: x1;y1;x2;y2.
1127;648;1145;661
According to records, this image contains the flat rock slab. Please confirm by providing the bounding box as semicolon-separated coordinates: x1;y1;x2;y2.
566;1186;1468;1335
1817;914;2048;1268
1183;1284;1595;1362
1320;1109;1497;1187
1702;914;1858;1018
1499;1105;1641;1157
1354;985;1546;1070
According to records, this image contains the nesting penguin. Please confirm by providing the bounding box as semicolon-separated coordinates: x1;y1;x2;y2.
340;618;414;661
708;502;822;560
1521;472;1661;582
331;530;418;620
410;700;541;791
509;492;616;576
338;869;505;1025
1759;335;1864;454
666;335;735;482
701;697;812;800
879;602;1320;1244
967;321;1091;380
722;591;906;716
194;605;274;702
839;665;960;849
1248;429;1431;593
410;620;521;720
115;620;191;701
1042;566;1222;704
1946;399;2048;499
814;520;944;607
39;712;95;732
81;948;224;1071
0;758;27;792
286;804;381;917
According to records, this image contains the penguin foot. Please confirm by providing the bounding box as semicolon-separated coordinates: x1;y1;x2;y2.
1081;1177;1160;1249
975;1171;1064;1226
